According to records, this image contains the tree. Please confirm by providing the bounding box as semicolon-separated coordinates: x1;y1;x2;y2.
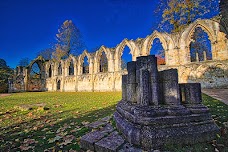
18;57;30;67
0;59;13;93
37;48;54;60
0;59;7;68
156;0;219;33
52;44;68;61
56;20;85;56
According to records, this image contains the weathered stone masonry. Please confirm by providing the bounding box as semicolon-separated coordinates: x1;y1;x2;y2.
113;55;219;150
9;18;228;92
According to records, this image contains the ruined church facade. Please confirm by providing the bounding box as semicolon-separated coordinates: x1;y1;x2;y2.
9;18;228;92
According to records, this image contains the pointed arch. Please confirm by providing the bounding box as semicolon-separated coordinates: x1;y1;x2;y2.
94;46;110;73
142;31;172;56
183;20;215;47
48;64;52;77
58;62;62;75
65;55;77;76
114;39;134;60
180;19;218;63
27;56;45;91
78;50;91;74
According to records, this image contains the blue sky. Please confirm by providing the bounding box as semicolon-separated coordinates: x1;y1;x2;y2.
0;0;159;68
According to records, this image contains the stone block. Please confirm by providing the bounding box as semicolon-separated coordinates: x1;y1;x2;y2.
88;120;108;129
179;83;202;104
101;115;112;122
139;69;150;105
159;69;180;105
114;112;141;146
147;55;159;105
80;123;114;151
119;143;143;152
136;56;149;103
80;130;108;151
122;75;128;101
95;131;125;152
127;61;136;84
127;83;137;103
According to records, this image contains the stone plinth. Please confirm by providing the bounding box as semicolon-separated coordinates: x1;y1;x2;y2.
114;55;219;150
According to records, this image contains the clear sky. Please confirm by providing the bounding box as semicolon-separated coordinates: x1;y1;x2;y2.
0;0;160;68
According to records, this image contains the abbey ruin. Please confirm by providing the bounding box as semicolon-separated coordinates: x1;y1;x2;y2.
9;17;228;92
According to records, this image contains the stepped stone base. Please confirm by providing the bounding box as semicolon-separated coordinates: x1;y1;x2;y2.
114;101;219;150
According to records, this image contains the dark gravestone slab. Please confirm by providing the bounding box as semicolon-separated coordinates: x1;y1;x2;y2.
95;131;125;152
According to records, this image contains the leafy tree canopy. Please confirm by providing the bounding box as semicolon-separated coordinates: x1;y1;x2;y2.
0;59;13;93
56;20;85;56
156;0;219;33
18;57;30;67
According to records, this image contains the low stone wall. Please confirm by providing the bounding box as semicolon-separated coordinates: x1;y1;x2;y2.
158;60;228;89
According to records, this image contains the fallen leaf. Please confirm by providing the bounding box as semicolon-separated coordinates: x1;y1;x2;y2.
19;145;34;151
81;121;89;126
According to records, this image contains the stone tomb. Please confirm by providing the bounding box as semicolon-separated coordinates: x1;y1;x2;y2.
113;55;219;150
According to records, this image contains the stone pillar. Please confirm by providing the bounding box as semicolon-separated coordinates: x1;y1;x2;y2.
127;61;137;103
196;52;199;62
24;68;28;91
139;69;150;105
89;59;94;75
147;55;159;105
159;69;180;105
108;59;114;72
179;83;202;104
62;63;65;92
136;56;148;104
122;75;127;101
203;51;207;61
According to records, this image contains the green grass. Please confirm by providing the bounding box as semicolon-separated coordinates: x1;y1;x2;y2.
0;92;121;151
0;92;227;151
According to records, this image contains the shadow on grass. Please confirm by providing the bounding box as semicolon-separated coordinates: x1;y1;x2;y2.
0;104;117;151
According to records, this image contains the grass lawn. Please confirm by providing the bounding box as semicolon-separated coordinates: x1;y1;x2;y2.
0;92;227;151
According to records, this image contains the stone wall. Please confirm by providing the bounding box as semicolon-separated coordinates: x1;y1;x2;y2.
9;18;228;92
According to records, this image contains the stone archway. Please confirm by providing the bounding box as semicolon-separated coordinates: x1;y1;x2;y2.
180;19;217;63
94;46;110;73
26;56;45;91
141;31;174;65
78;50;91;75
114;39;136;71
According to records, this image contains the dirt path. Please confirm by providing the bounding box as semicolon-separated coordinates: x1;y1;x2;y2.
202;89;228;105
